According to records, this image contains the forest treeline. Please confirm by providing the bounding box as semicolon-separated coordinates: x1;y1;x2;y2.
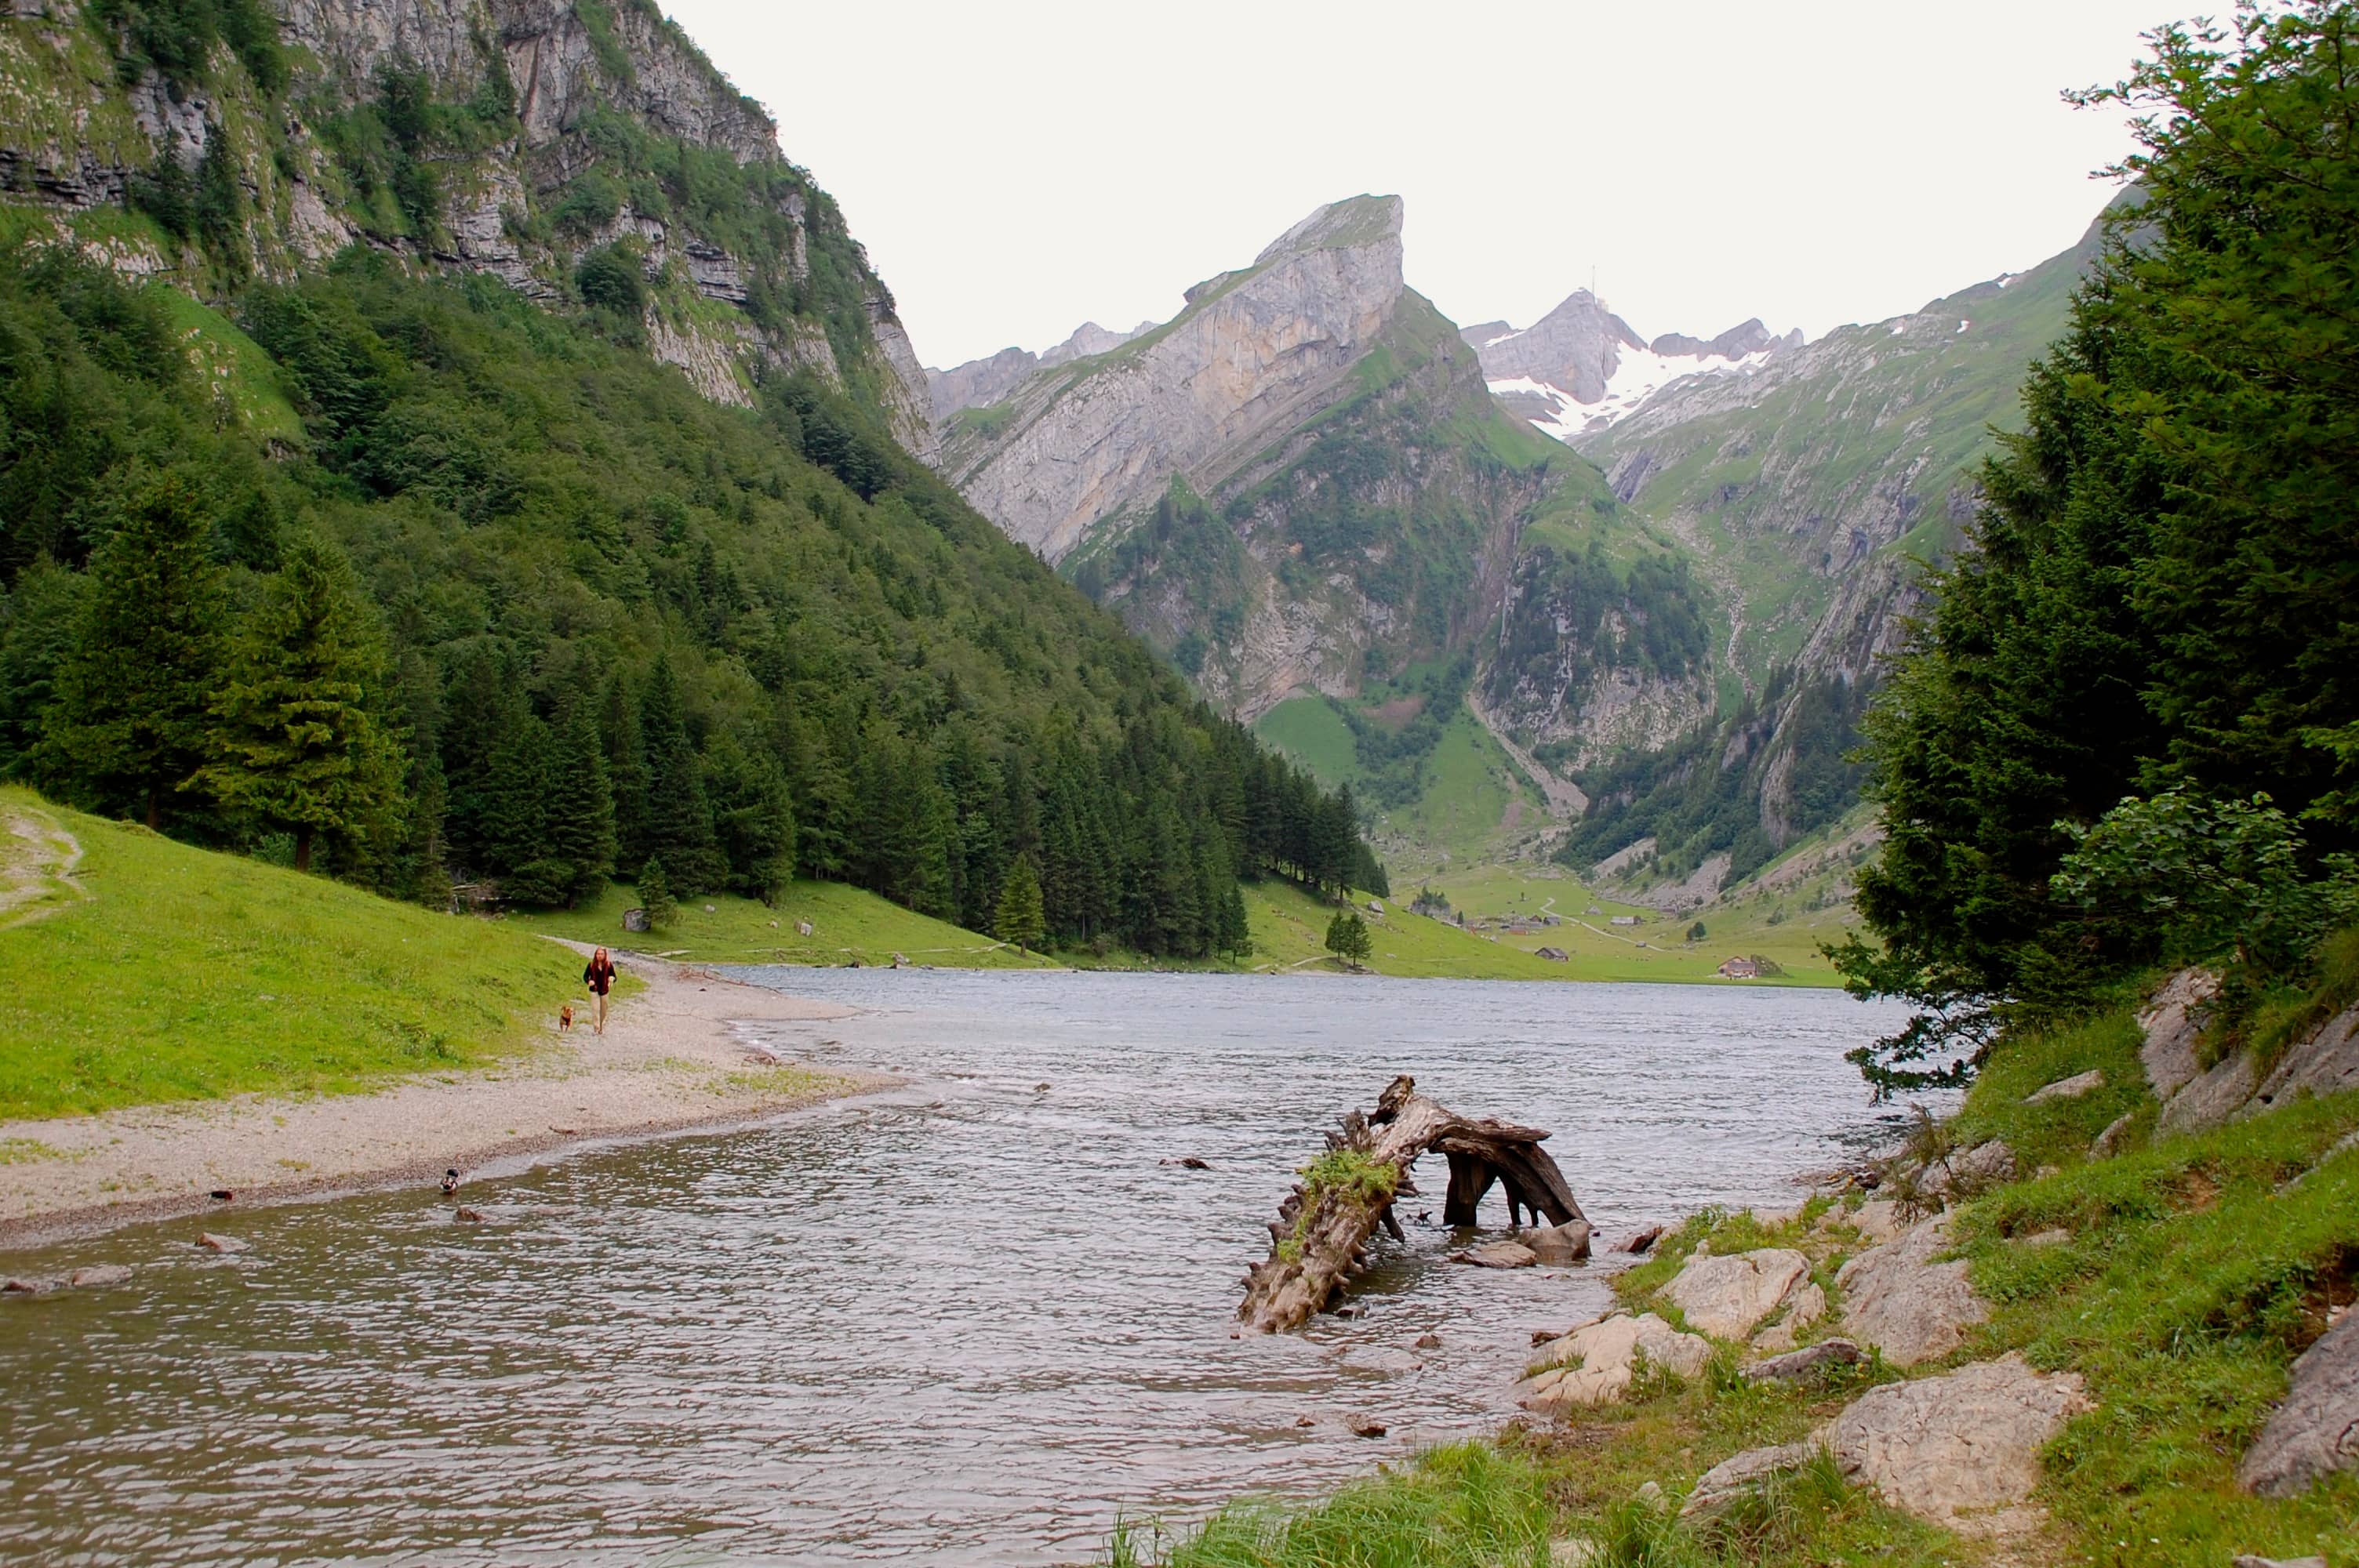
1839;2;2359;1085
0;248;1382;959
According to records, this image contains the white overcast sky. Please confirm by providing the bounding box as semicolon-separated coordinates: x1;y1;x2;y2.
659;0;2167;369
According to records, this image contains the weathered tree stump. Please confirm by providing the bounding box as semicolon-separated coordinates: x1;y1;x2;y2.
1238;1074;1586;1333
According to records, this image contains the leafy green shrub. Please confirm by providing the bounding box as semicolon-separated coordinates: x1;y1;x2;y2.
574;244;648;314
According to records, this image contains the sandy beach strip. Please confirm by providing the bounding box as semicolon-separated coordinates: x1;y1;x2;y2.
0;946;889;1247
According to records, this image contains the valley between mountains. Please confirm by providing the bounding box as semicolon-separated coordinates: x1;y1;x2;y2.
924;189;2110;951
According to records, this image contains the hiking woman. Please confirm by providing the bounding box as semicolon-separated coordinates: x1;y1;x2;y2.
583;947;618;1036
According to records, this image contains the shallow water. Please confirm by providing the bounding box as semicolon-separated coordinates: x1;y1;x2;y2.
0;970;1915;1564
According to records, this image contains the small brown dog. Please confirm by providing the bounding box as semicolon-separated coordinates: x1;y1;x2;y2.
558;1004;575;1031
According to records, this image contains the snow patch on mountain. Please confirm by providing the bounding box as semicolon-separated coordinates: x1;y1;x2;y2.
1469;292;1799;441
1488;346;1779;439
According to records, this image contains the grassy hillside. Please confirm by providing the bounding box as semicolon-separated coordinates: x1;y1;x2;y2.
525;878;1054;970
1131;960;2359;1566
0;789;587;1120
1255;691;1552;877
1245;877;1842;986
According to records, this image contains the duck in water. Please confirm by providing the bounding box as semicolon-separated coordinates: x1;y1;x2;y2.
441;1168;461;1196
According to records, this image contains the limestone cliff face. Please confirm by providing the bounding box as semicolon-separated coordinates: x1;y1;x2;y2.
941;194;1408;563
0;0;935;456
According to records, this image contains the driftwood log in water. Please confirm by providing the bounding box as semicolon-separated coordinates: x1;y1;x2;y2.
1238;1075;1587;1333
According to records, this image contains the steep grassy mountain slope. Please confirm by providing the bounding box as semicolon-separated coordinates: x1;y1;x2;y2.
1543;204;2112;903
939;196;1721;881
0;0;934;451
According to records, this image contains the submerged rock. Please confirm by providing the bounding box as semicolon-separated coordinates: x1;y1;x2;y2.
1452;1240;1537;1269
2;1276;60;1296
195;1233;248;1254
1663;1248;1809;1339
2237;1310;2359;1497
1521;1219;1591;1265
67;1265;133;1289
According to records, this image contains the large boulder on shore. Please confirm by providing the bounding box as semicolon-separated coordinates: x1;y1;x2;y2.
1521;1312;1711;1414
1681;1352;2087;1521
1834;1214;1987;1367
1663;1248;1809;1339
1826;1352;2091;1518
2237;1311;2359;1497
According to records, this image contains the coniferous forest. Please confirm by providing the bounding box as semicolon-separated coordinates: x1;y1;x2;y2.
1836;4;2359;1084
0;248;1382;960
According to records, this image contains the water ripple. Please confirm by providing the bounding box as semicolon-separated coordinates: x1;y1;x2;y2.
0;971;1918;1564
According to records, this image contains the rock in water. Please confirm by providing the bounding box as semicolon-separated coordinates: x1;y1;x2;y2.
67;1265;133;1289
455;1207;486;1224
1414;1331;1441;1349
1826;1352;2089;1518
1521;1312;1711;1413
2237;1310;2359;1497
1663;1248;1810;1339
1453;1240;1538;1269
1616;1225;1664;1254
195;1233;248;1254
1349;1418;1387;1439
3;1276;59;1295
1834;1215;1987;1367
1522;1219;1591;1264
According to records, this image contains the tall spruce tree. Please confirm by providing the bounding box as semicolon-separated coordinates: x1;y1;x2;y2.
482;706;569;906
638;660;725;894
598;672;649;874
547;701;617;905
994;854;1047;955
1841;5;2359;1087
203;528;404;873
39;476;224;830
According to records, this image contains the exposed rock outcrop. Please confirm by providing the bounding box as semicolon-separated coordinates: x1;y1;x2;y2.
0;0;936;455
2026;1069;2105;1103
1662;1247;1810;1339
1520;1311;1713;1414
943;194;1409;564
2237;1310;2359;1497
1834;1214;1987;1367
1826;1352;2090;1518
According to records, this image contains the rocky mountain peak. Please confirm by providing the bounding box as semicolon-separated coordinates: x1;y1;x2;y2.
1253;193;1405;265
1465;289;1648;404
1470;289;1797;444
938;193;1412;561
